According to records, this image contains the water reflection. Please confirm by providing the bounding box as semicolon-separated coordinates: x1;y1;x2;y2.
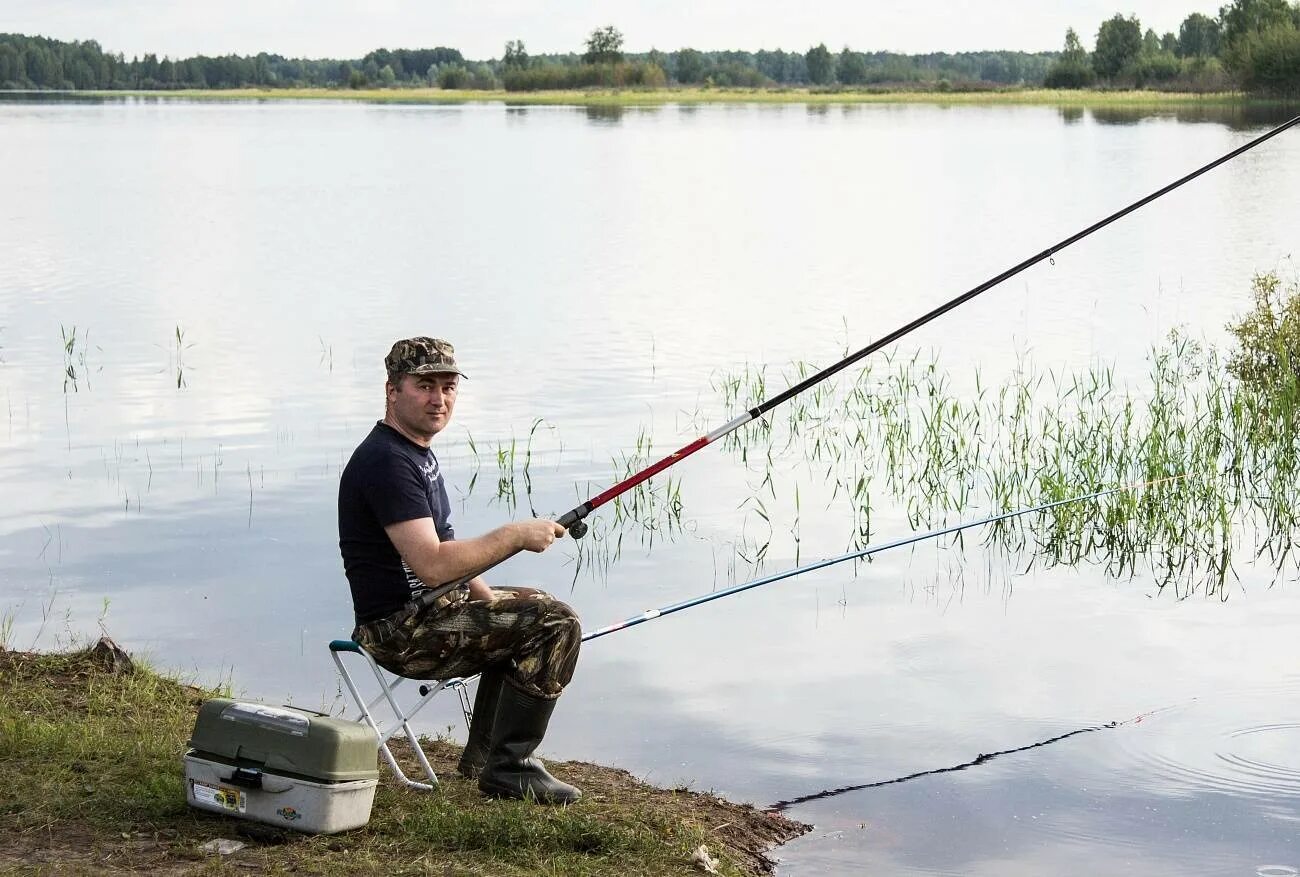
1088;102;1300;128
0;91;112;104
584;104;625;124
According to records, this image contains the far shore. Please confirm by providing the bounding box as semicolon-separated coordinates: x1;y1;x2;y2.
9;86;1296;108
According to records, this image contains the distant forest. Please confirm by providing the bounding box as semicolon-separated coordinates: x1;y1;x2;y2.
1;0;1297;94
0;33;1055;91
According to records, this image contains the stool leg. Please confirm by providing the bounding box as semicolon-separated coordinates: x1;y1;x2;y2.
361;652;439;790
331;647;437;791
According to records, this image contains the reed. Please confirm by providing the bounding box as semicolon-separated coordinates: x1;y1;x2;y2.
59;324;94;392
587;311;1298;598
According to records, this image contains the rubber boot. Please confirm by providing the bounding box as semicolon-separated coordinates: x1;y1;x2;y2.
457;669;506;779
478;684;582;805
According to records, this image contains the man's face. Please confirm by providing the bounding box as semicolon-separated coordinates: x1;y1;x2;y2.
387;372;459;439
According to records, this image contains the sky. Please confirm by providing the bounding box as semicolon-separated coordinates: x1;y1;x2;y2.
3;0;1222;61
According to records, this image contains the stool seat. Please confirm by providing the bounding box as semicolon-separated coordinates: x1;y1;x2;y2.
329;640;469;790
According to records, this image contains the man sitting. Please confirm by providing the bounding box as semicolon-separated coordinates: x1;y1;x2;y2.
338;336;581;804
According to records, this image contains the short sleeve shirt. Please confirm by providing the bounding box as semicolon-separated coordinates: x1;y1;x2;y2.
338;422;457;623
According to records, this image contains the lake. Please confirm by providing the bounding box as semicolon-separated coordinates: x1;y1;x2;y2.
1;95;1299;875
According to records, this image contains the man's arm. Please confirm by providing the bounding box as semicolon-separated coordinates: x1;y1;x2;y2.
385;516;565;593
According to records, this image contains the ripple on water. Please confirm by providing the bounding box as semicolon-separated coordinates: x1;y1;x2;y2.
1137;718;1300;805
1015;681;1300;875
1090;678;1300;804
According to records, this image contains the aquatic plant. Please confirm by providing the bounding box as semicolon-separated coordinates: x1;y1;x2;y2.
169;325;193;388
318;336;334;373
589;311;1299;599
1226;268;1300;392
488;419;558;516
59;324;94;392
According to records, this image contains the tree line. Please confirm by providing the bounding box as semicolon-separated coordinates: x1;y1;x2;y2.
1045;0;1300;92
0;29;1051;92
0;35;469;90
3;2;1298;95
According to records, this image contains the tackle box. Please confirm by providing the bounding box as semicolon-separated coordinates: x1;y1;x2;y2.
183;698;380;834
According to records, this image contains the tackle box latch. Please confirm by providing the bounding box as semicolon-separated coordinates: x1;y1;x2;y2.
224;767;264;790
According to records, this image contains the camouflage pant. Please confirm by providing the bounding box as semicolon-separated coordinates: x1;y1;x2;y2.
353;586;581;700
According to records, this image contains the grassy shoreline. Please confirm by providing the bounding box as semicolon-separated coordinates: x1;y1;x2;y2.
0;643;807;875
40;85;1298;107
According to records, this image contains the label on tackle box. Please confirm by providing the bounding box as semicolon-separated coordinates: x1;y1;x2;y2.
191;780;246;813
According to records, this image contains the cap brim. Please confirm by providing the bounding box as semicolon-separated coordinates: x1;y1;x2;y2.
408;365;468;378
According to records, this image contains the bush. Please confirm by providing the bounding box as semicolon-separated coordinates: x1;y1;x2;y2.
1175;55;1233;91
1230;24;1300;94
707;62;770;87
436;65;470;89
1044;59;1096;88
466;63;498;89
1227;270;1300;391
1133;51;1181;85
503;61;666;91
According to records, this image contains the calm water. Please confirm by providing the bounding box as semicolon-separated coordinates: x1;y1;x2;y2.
2;97;1299;875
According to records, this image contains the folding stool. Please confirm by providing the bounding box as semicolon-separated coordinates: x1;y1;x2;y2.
328;639;471;790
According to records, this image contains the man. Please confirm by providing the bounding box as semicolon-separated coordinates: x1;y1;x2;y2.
338;336;582;804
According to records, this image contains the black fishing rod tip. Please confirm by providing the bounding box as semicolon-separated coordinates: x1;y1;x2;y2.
568;520;589;540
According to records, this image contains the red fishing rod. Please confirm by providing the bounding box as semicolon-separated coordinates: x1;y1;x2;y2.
412;113;1299;610
554;113;1300;539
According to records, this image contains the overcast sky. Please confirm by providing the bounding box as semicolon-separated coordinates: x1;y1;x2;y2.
4;0;1222;60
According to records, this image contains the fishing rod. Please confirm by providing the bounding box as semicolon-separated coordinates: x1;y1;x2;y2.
553;115;1299;541
412;115;1295;610
580;474;1184;643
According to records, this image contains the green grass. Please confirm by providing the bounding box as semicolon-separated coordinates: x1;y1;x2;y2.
84;85;1289;107
0;647;803;875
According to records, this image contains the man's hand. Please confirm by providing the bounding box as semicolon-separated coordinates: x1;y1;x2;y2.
515;519;567;553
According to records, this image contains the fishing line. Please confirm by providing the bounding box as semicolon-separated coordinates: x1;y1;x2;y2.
766;701;1191;812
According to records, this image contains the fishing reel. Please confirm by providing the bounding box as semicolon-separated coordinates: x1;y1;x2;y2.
567;520;588;540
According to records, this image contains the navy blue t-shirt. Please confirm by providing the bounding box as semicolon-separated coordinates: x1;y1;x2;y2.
338;422;456;623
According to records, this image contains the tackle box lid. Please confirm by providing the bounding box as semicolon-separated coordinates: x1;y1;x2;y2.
188;699;379;783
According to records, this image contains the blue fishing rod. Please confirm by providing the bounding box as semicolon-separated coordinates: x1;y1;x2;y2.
431;476;1180;728
581;475;1183;643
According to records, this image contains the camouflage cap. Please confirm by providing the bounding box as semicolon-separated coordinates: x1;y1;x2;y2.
384;337;468;379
